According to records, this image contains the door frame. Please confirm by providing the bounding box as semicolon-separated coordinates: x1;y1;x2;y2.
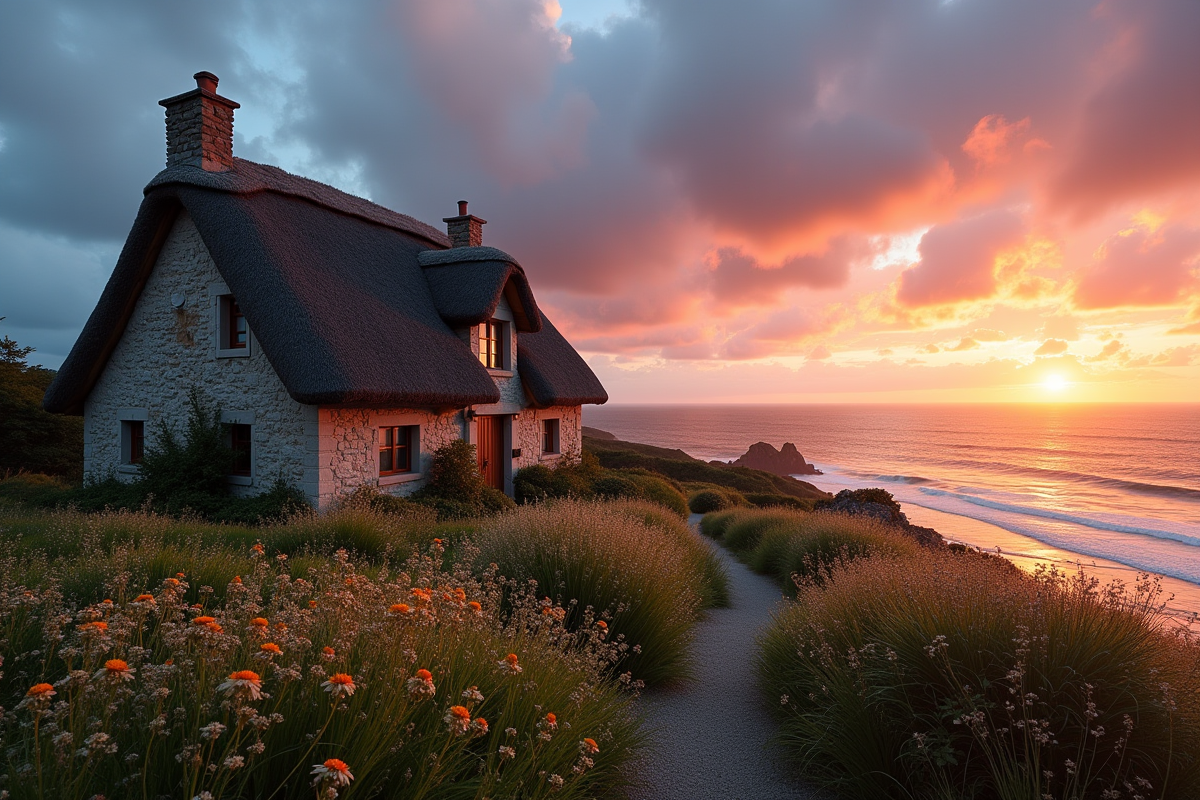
471;413;512;495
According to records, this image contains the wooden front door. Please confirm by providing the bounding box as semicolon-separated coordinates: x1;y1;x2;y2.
475;415;505;491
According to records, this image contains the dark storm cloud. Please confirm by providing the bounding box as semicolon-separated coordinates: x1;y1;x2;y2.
2;0;1199;371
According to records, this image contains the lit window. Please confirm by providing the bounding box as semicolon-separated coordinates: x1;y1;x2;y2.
230;424;252;476
479;319;505;369
542;419;560;454
380;426;418;475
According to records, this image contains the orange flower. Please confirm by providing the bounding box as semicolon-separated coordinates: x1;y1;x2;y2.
79;620;108;632
97;658;134;682
388;603;411;616
497;652;522;675
176;572;186;578
581;737;600;754
218;669;263;700
231;576;242;584
26;683;55;698
545;712;557;727
471;717;489;736
134;593;155;603
411;588;432;602
193;616;216;626
468;601;482;612
260;642;282;655
274;622;288;632
596;620;607;630
311;758;354;787
432;538;443;545
406;668;436;699
251;543;265;555
321;672;356;698
445;705;472;735
249;617;269;628
205;622;223;633
308;600;317;608
163;578;180;588
454;587;466;601
322;646;336;660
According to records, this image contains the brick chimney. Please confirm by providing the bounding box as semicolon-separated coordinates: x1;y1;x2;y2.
159;71;240;172
442;200;486;248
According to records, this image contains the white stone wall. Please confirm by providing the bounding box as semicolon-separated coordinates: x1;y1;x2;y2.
315;407;466;506
83;211;319;500
513;405;582;471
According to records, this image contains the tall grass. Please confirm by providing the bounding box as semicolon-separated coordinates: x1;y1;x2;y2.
0;542;643;799
471;500;728;686
757;552;1200;799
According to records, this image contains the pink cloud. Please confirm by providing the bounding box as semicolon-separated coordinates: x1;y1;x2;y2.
1073;222;1200;309
707;239;867;308
1034;338;1069;356
896;209;1026;306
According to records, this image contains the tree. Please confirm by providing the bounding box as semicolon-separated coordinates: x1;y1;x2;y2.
0;322;84;480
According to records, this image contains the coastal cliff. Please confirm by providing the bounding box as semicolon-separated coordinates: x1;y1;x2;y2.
729;442;821;476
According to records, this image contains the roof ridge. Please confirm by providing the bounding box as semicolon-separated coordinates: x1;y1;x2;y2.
417;246;522;269
145;158;451;248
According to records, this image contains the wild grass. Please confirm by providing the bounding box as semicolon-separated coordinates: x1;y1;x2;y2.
0;541;643;800
757;552;1200;799
470;499;728;686
0;505;454;604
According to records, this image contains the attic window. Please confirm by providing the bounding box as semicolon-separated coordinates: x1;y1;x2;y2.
217;294;250;357
480;319;507;370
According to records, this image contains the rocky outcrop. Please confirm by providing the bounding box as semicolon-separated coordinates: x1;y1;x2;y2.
815;488;945;549
581;426;617;441
731;442;821;476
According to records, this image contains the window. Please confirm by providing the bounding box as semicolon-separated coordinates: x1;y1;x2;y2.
122;420;145;465
542;418;560;454
479;319;505;369
379;426;417;475
218;294;249;355
230;424;252;476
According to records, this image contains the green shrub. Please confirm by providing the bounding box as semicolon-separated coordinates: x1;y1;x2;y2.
513;460;687;517
722;509;804;553
619;471;688;517
412;441;516;519
0;473;73;507
0;543;644;799
743;493;811;511
770;513;923;591
697;508;747;539
592;473;641;500
688;489;729;514
757;553;1200;799
471;500;713;686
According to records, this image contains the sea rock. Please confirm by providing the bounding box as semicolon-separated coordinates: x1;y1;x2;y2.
731;442;821;476
815;488;945;549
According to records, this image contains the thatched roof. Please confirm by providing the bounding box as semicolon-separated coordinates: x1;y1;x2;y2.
44;159;606;414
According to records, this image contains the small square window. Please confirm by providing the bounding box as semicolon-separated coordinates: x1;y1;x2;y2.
230;424;252;476
380;426;418;475
122;420;145;465
479;319;507;369
542;419;560;454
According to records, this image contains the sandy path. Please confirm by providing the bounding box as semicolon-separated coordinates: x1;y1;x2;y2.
631;516;822;800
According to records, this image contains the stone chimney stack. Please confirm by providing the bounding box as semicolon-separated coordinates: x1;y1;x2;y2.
159;71;240;172
442;200;486;248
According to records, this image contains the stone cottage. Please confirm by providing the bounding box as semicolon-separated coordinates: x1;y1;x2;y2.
44;72;608;507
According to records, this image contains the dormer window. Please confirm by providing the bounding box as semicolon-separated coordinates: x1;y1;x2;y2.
479;319;507;370
217;294;250;357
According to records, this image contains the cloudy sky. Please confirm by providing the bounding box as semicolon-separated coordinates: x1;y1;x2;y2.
2;0;1198;402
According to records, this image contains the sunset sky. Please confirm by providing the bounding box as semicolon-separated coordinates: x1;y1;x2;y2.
2;1;1198;403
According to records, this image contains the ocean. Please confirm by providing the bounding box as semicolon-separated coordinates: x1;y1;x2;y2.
583;404;1200;610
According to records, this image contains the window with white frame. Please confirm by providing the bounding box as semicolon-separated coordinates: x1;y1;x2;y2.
121;420;145;465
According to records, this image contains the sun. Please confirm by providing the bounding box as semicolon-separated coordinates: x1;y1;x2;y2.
1042;373;1069;393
